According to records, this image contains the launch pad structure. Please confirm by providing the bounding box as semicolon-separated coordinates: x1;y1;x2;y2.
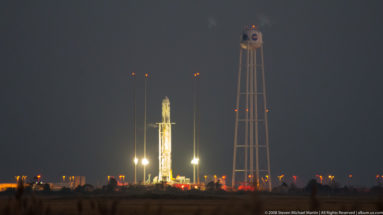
157;97;175;182
129;25;272;190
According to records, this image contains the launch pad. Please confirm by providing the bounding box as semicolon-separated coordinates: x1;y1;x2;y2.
157;97;174;183
152;96;191;185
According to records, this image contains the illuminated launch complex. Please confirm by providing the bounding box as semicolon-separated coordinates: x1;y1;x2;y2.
157;97;174;182
129;25;271;190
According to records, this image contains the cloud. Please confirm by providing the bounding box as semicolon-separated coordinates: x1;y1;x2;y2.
208;16;217;29
148;123;158;128
257;14;272;29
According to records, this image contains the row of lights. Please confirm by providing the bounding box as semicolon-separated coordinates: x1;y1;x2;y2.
276;174;383;184
234;108;270;112
62;175;76;182
133;157;149;166
133;157;199;166
130;72;149;77
131;72;195;78
15;175;27;182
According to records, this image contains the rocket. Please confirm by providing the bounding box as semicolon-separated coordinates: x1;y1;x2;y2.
158;97;173;182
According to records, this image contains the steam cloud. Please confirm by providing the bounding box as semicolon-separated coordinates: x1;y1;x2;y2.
208;16;217;29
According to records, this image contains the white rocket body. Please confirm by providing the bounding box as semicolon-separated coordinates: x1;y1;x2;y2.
158;97;172;182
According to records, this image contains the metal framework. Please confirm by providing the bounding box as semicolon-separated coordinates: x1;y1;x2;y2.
157;97;174;182
232;25;272;191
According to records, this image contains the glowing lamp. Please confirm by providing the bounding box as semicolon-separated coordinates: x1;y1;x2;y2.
191;157;199;165
142;158;149;166
134;157;139;165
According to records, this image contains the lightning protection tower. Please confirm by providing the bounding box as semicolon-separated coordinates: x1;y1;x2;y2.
232;25;272;191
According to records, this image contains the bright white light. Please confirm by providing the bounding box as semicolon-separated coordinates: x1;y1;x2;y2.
134;157;138;165
191;157;199;165
142;158;149;166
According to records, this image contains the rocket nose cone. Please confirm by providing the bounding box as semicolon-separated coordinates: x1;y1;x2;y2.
163;96;170;103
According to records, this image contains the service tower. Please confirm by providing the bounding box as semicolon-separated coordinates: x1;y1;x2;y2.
232;25;272;191
158;97;174;182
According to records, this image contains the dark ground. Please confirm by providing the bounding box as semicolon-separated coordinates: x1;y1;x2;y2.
1;192;382;215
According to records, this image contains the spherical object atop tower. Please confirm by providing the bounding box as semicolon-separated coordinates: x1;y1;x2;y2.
240;25;263;50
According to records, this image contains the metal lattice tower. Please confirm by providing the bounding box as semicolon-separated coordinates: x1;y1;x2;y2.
157;97;174;182
232;25;272;191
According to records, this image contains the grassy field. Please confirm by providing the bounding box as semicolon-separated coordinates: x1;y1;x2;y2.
0;193;382;215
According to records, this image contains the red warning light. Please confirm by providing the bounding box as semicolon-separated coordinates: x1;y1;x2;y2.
234;109;238;112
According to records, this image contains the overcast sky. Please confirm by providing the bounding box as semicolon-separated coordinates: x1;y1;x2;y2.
1;0;382;187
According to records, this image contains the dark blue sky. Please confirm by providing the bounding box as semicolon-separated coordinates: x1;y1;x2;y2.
0;1;382;187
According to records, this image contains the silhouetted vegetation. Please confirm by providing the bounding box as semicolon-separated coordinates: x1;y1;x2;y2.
1;178;383;214
206;180;223;192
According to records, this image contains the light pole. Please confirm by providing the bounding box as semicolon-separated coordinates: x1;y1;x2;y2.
134;157;138;183
131;72;137;184
191;157;199;184
142;158;149;184
192;72;200;184
143;73;149;184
